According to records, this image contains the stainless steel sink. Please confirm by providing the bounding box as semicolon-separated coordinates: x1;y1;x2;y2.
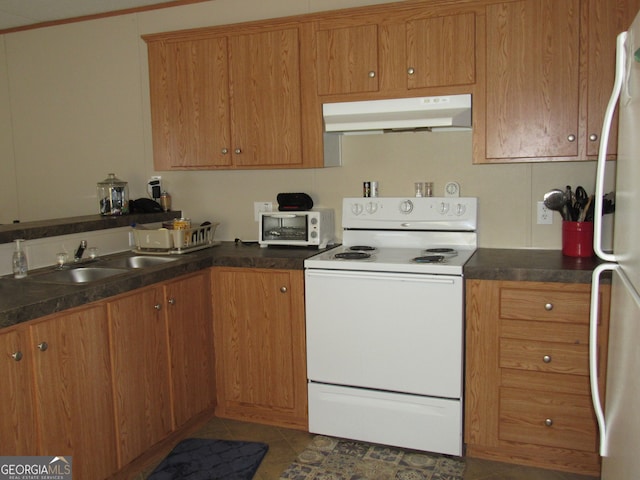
99;255;178;269
32;267;130;284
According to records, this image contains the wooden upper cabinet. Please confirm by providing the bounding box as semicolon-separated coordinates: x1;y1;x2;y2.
228;27;303;167
586;0;640;157
145;25;304;170
315;24;379;95
405;12;476;89
313;9;476;98
147;37;230;169
485;0;580;160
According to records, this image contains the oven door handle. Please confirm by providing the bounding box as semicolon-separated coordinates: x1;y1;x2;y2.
306;269;456;284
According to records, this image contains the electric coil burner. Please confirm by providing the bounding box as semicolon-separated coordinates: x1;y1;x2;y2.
304;197;478;457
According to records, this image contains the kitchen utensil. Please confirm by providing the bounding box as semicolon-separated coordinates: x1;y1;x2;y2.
543;189;570;220
578;195;594;222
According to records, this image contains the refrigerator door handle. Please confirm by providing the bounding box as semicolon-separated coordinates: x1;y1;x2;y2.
594;32;627;262
590;263;614;456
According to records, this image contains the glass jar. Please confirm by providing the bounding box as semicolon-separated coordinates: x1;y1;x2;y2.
97;173;129;216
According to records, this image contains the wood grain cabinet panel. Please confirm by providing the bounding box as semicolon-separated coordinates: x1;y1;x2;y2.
30;304;118;480
465;279;610;476
164;271;215;428
211;267;307;429
145;25;304;170
0;327;36;456
315;24;379;95
485;0;580;160
108;286;173;468
406;12;475;89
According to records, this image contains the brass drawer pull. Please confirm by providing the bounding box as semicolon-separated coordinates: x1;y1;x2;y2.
11;351;23;361
545;418;554;427
544;303;553;311
543;355;552;363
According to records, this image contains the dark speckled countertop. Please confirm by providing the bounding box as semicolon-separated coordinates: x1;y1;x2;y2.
464;248;607;284
0;241;330;328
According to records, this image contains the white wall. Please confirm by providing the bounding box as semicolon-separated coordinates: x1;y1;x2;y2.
0;0;617;250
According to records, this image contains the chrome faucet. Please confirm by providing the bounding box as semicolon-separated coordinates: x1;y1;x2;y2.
74;240;87;262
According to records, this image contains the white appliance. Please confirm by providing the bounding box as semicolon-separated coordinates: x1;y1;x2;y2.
258;209;334;249
304;196;477;456
590;10;640;480
322;94;471;133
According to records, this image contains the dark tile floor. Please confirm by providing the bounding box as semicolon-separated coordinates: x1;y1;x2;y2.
132;417;599;480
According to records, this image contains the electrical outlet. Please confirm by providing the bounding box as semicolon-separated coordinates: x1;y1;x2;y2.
254;202;273;221
537;201;553;224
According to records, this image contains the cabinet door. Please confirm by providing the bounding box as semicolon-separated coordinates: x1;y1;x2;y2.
211;267;307;428
406;12;476;89
0;327;36;455
229;28;303;167
586;0;640;157
315;23;379;95
485;0;580;159
165;271;215;428
108;286;173;467
30;304;117;480
148;37;231;169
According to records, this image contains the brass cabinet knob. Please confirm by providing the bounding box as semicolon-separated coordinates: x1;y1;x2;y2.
280;286;288;293
407;67;415;75
545;418;554;427
567;134;576;142
234;148;242;154
168;298;176;305
368;71;376;78
37;342;48;352
154;304;162;310
589;133;598;141
221;148;229;155
11;351;23;361
544;303;553;311
543;355;552;363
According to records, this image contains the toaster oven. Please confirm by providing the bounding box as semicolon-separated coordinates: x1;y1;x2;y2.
259;209;334;249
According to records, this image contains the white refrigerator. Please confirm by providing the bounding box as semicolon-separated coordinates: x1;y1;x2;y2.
591;8;640;480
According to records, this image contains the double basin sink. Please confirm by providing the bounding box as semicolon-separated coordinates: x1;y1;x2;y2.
30;255;178;285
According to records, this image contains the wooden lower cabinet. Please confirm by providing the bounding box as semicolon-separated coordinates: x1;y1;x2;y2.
465;279;610;476
1;271;216;479
164;271;215;428
108;284;174;468
211;267;307;429
0;304;118;479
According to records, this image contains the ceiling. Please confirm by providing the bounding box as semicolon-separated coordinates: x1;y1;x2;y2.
0;0;200;32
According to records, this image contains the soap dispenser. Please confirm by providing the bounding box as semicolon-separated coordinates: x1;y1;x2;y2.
12;239;28;279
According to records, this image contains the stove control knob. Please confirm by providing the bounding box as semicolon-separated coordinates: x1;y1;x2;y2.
439;202;450;214
351;203;364;215
366;202;378;214
399;200;414;213
455;203;467;215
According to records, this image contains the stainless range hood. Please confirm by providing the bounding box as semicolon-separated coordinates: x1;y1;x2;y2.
322;94;471;133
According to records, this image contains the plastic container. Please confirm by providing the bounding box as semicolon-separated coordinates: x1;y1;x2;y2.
97;173;129;216
562;221;594;257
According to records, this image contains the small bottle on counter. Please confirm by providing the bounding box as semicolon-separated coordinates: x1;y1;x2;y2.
160;191;172;212
12;239;28;279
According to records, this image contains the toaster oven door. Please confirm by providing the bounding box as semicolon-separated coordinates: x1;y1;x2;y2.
261;214;308;242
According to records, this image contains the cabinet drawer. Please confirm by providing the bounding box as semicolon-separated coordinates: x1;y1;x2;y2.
499;387;597;452
499;338;589;376
500;288;590;324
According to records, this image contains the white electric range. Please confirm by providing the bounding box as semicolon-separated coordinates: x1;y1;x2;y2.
304;196;477;456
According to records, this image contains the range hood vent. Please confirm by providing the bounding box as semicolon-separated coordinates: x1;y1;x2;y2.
323;94;471;133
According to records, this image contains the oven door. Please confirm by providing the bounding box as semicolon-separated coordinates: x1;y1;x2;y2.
305;268;463;399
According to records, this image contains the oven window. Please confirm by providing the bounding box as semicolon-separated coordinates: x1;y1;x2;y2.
262;215;308;241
